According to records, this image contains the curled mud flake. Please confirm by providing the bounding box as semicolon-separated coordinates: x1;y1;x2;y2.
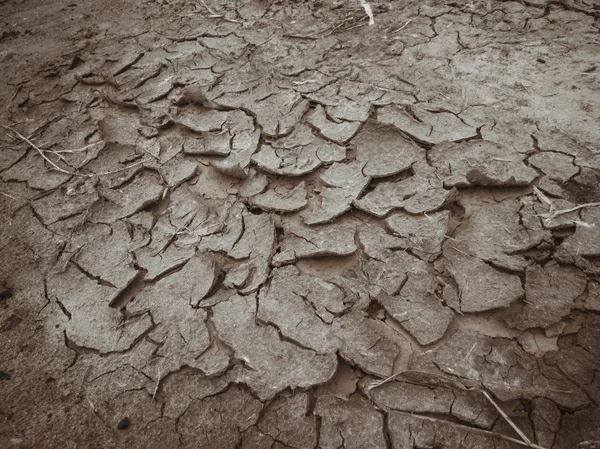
357;226;408;257
212;294;337;401
503;261;587;330
249;181;308;213
251;124;346;177
90;171;164;223
332;310;402;378
314;395;387;449
213;85;309;137
353;121;424;178
158;155;198;188
173;109;229;133
354;170;456;217
303;162;370;225
307;104;360;144
379;269;454;346
429;140;537;187
46;265;153;353
212;128;261;179
182;132;231;156
157;136;184;163
134;72;175;104
385;209;450;261
378;104;478;144
273;222;357;266
257;392;317;449
239;171;268;197
325;98;371;122
411;329;590;410
537;175;565;198
200;201;245;254
178;386;262;449
257;266;343;353
225;212;276;294
135;244;196;281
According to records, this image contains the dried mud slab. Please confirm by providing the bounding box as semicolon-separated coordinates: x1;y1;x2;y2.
362;377;497;429
251;124;345;176
127;252;217;373
46;264;153;353
89;171;164;222
504;261;587;330
212;294;337;400
273;222;357;266
444;247;524;313
73;220;139;289
255;393;317;449
314;395;387;449
177;386;261;449
452;199;548;271
303;161;369;224
249;182;307;213
352;121;424;178
388;412;524;449
257;266;344;353
557;206;600;260
411;329;590;410
307;104;360;144
385;209;450;261
331;311;402;377
429;140;537;187
224;211;275;293
379;269;454;346
354;163;456;217
378;104;477;144
213;84;309;137
32;187;99;225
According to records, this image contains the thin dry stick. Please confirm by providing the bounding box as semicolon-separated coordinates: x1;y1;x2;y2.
49;140;105;154
1;124;81;177
481;390;537;447
198;0;240;23
0;191;18;200
93;158;149;177
393;18;412;33
368;370;548;449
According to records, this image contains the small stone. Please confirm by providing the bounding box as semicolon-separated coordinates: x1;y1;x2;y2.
117;417;131;430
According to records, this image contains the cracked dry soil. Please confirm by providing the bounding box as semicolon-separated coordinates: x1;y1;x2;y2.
1;0;600;448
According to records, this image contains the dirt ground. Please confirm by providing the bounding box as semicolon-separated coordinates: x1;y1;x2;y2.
1;0;599;447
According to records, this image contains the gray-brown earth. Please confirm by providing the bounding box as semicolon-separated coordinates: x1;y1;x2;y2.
1;0;600;448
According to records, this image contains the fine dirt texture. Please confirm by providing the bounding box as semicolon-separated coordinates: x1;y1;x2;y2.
1;0;600;448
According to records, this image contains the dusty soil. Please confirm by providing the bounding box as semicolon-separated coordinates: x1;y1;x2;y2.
1;0;599;447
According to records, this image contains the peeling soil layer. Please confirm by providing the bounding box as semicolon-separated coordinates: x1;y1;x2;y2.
1;0;600;447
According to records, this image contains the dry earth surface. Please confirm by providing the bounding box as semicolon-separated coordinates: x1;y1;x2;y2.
1;0;600;447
